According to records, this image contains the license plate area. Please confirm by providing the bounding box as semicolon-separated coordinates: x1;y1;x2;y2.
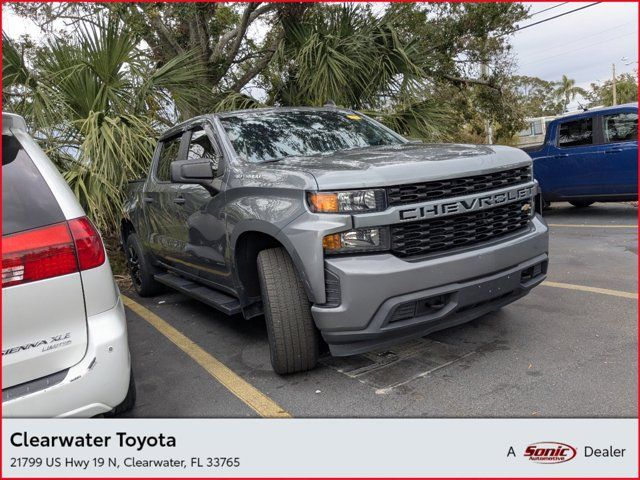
458;273;520;306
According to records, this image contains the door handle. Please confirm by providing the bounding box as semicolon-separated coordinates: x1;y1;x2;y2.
553;153;569;158
173;197;186;205
142;196;154;204
604;148;623;153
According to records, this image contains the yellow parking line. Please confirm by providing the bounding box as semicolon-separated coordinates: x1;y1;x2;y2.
548;223;637;229
122;295;291;418
542;281;637;300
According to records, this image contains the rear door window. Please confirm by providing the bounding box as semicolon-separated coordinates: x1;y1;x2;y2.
2;134;65;235
155;136;181;182
558;118;593;147
603;112;637;143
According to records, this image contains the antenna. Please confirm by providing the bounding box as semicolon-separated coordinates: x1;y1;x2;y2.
324;100;336;107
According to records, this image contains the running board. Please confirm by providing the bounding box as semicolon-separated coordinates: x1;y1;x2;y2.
154;273;241;315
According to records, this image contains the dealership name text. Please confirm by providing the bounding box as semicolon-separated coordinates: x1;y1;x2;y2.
11;432;176;451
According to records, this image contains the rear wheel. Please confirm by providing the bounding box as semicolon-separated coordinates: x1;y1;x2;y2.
125;233;163;297
569;200;594;208
257;247;320;374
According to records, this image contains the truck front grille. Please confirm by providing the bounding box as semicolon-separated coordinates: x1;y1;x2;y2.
390;200;531;258
386;166;532;206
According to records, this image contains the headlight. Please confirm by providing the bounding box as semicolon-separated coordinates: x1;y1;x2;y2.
323;227;390;254
307;189;386;213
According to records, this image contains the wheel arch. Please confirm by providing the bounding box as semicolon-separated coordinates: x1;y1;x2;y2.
232;224;317;304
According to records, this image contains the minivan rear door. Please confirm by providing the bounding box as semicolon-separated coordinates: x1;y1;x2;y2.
2;133;88;389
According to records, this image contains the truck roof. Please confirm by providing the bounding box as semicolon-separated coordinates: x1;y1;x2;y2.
159;106;355;140
548;102;637;125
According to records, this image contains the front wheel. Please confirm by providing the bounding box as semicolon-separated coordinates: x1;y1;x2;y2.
569;200;594;208
257;248;320;374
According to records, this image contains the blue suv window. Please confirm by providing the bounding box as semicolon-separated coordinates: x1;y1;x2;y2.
604;112;637;143
558;118;593;147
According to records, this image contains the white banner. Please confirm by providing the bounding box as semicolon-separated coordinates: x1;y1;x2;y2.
2;418;637;478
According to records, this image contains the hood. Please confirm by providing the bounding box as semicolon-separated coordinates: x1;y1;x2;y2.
261;143;532;190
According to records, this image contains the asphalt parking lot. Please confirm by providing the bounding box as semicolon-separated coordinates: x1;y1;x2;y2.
120;202;638;418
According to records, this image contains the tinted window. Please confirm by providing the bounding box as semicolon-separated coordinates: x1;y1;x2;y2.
156;136;181;182
604;112;637;143
187;128;219;172
2;135;65;235
219;110;404;163
558;118;593;147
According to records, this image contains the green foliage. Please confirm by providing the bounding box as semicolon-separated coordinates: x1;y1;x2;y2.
272;5;423;109
587;71;638;107
511;75;564;117
265;3;528;142
3;19;208;236
554;74;587;112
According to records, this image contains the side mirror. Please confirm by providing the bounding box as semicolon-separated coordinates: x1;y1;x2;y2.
170;158;216;191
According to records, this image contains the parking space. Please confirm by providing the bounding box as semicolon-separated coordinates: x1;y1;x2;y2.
120;202;637;418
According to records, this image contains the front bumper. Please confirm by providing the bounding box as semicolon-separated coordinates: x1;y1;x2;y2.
2;297;131;418
312;215;548;356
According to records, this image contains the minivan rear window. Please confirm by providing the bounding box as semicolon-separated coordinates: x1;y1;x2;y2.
2;134;65;235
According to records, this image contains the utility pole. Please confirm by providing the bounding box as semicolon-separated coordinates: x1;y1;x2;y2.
480;62;493;145
612;63;617;106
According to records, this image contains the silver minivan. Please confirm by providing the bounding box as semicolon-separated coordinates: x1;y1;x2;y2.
2;113;135;417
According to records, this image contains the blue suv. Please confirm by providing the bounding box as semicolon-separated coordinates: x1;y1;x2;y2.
524;103;637;207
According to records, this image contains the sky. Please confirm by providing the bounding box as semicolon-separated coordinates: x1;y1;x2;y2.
2;1;638;110
511;1;638;100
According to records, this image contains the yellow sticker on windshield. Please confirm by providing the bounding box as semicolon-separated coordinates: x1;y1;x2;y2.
346;114;362;120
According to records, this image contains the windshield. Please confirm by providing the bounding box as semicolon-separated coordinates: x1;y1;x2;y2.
219;110;405;163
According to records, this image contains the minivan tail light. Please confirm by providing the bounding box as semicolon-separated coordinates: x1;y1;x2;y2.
2;216;106;288
68;217;105;270
2;223;77;287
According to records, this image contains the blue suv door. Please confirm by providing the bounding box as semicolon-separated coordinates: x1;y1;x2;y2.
596;107;638;196
536;115;597;199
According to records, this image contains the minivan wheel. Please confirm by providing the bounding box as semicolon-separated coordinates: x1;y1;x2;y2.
125;233;163;297
569;200;594;208
257;247;320;374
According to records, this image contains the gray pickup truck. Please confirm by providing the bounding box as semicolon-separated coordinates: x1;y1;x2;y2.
122;107;549;374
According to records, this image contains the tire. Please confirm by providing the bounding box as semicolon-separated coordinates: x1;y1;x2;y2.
257;247;320;374
569;200;594;208
125;233;163;297
105;370;136;417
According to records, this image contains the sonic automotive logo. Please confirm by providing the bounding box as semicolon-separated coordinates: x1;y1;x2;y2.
524;442;577;464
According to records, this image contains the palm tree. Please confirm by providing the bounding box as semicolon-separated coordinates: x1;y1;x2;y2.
3;19;208;236
554;74;587;112
264;5;458;140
